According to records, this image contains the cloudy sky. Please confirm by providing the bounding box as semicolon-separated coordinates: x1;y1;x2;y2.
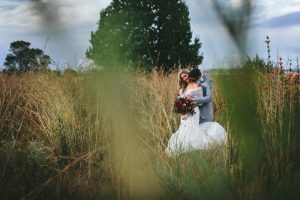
1;0;300;70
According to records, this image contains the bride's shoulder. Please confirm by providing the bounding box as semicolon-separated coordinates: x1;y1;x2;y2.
186;83;201;90
191;86;202;91
185;86;202;95
194;86;203;93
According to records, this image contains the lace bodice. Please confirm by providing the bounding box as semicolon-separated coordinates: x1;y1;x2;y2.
181;87;202;98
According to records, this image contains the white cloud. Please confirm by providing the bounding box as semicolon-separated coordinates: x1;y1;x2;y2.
0;0;111;33
186;0;243;67
185;0;300;68
0;0;111;68
253;0;300;19
228;0;245;8
60;0;109;24
248;25;300;65
0;1;40;33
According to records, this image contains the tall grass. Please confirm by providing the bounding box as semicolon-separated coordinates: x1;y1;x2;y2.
0;64;299;199
255;66;300;197
0;72;111;199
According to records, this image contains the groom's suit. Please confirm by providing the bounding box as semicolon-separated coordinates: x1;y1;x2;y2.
194;73;213;124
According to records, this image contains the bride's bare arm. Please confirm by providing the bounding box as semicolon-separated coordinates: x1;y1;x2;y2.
179;88;184;96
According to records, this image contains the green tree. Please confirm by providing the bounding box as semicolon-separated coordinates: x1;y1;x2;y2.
86;0;203;70
3;40;51;73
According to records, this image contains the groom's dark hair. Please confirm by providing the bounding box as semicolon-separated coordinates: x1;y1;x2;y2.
189;68;202;81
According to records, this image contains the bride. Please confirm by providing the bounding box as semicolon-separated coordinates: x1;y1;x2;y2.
165;69;227;156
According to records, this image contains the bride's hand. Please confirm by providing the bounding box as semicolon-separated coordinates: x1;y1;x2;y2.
186;95;193;101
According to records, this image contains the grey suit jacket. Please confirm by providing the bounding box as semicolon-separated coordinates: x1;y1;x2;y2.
194;73;213;124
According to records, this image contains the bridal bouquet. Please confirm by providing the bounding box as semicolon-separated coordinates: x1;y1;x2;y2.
173;96;196;115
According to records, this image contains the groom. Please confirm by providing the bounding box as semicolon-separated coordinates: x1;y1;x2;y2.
188;68;213;124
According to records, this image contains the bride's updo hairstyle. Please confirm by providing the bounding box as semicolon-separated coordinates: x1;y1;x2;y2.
189;68;202;82
178;69;190;90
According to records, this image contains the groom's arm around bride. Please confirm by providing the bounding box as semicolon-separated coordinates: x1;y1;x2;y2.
195;73;213;124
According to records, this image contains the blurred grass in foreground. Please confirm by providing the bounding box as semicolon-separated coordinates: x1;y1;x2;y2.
0;62;299;199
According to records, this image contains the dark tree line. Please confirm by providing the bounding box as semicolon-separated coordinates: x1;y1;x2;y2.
86;0;203;71
3;40;51;73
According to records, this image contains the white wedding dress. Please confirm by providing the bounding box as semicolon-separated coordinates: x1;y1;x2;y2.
165;87;227;156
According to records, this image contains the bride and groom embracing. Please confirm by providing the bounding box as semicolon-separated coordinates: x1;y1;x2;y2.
165;68;227;156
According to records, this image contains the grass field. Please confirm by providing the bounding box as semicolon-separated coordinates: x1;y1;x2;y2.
0;61;299;199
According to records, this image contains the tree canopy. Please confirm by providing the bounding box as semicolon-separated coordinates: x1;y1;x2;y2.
86;0;203;71
3;40;51;73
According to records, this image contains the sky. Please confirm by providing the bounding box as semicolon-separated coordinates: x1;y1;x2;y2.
1;0;300;70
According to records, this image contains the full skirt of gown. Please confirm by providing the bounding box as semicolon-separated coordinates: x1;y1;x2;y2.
165;106;227;156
